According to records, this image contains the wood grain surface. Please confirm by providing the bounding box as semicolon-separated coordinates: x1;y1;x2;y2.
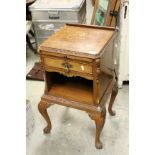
39;24;115;57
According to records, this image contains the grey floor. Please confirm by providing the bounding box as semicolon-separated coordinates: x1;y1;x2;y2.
26;1;128;154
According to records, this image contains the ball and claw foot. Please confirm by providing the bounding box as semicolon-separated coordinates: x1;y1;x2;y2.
38;101;52;134
43;125;51;134
108;109;116;116
95;141;103;149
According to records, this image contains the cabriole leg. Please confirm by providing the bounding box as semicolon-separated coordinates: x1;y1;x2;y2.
108;82;118;116
88;107;106;149
38;100;52;133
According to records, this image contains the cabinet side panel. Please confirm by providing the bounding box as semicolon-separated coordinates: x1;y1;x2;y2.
100;40;115;71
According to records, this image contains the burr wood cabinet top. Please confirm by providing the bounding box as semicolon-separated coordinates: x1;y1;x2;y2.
39;24;116;58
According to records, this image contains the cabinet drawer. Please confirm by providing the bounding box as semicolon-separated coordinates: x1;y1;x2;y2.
30;0;86;22
42;56;92;75
35;29;56;38
33;22;63;38
33;22;65;31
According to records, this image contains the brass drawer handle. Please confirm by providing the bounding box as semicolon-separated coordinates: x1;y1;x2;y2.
61;62;73;73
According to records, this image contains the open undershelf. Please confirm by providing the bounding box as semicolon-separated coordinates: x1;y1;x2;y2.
47;72;93;104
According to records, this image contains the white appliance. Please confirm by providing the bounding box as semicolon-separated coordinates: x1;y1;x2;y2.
118;0;129;88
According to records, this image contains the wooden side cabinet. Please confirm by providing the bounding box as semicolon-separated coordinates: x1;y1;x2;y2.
38;24;118;149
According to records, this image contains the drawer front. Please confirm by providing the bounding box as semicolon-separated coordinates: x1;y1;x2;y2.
33;22;63;38
31;1;86;21
35;29;55;38
35;28;56;39
43;56;92;74
33;22;65;30
31;11;78;21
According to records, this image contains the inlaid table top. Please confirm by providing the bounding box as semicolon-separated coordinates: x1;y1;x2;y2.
39;24;116;58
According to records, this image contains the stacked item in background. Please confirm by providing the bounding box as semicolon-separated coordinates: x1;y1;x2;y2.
95;0;109;25
29;0;86;48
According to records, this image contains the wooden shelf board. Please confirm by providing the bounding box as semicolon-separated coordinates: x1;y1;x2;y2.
48;80;93;104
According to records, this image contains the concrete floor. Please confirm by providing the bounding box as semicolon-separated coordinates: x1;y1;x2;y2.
26;1;128;154
26;51;129;155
